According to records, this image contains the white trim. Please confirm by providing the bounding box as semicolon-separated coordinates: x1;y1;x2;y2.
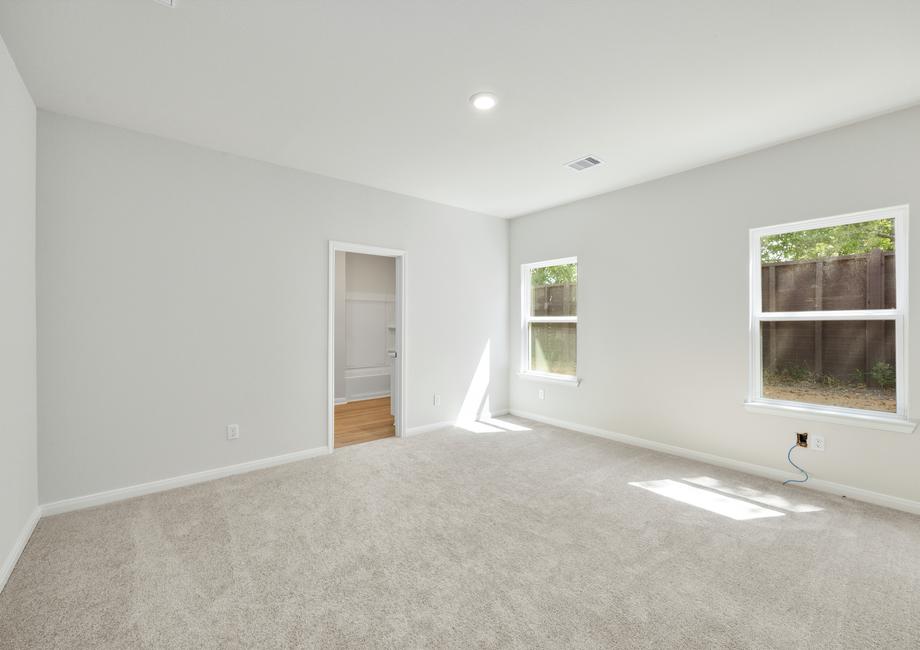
743;401;916;433
344;366;391;377
404;409;511;437
405;420;455;436
518;371;581;386
524;316;578;323
757;310;898;321
748;205;909;421
331;241;406;257
510;409;920;516
521;256;578;270
334;397;348;405
329;241;407;451
520;263;529;374
753;204;909;237
898;209;910;414
521;256;578;378
343;390;391;402
749;395;904;422
328;243;336;451
0;507;41;594
41;446;330;516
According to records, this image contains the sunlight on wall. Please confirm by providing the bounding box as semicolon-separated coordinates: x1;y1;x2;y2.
629;479;786;521
457;340;491;423
454;340;532;433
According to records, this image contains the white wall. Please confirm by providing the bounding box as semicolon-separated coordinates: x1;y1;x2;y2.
0;34;37;586
37;111;509;504
510;104;920;504
345;252;396;296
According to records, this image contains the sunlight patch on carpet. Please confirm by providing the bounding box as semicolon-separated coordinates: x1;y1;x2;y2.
629;479;786;520
683;476;823;513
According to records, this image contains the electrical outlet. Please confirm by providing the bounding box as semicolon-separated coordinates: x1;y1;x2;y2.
538;389;545;400
812;435;825;451
227;424;240;440
433;394;441;407
796;432;808;448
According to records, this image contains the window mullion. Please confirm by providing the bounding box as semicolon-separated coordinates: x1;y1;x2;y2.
527;316;578;324
757;309;899;322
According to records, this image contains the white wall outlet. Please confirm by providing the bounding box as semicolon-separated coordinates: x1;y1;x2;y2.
227;424;240;440
811;435;825;451
538;389;545;400
433;393;441;407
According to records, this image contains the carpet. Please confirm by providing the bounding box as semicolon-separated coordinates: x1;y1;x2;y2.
2;416;919;648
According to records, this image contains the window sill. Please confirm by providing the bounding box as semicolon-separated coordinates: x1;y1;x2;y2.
518;371;581;387
743;401;916;433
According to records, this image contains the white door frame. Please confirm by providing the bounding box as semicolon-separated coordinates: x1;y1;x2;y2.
328;240;407;451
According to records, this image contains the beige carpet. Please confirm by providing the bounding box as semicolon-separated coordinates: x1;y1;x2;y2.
2;417;919;649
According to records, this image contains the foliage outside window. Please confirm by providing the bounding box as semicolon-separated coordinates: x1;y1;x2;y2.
750;208;907;418
522;258;577;378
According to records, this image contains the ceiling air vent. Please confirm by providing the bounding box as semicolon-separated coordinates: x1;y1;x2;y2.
565;155;603;171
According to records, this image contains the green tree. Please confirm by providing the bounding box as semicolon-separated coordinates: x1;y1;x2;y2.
531;263;577;286
761;218;894;263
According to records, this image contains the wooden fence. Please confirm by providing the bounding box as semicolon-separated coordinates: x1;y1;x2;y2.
532;283;577;317
530;283;577;374
761;249;895;382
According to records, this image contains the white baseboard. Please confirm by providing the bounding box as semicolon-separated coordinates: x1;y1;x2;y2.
41;446;331;516
0;506;41;594
404;409;510;437
510;409;920;516
343;391;390;403
405;420;455;436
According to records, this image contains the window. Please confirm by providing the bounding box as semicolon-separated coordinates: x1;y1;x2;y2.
748;206;909;427
521;257;578;381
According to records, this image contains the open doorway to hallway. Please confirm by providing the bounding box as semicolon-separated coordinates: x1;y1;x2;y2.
328;243;406;449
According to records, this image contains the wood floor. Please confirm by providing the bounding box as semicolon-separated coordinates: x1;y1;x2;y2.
334;397;395;448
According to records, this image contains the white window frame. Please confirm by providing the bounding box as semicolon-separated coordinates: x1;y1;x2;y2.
745;205;915;433
520;256;580;385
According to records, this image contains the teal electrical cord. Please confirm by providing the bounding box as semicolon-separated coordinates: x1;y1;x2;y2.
782;443;809;486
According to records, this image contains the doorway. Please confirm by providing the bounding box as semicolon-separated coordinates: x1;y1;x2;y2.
327;241;406;450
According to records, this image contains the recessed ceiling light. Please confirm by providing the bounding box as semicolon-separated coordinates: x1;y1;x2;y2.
469;92;498;111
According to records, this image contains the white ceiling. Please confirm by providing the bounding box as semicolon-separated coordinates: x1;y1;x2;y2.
2;1;920;218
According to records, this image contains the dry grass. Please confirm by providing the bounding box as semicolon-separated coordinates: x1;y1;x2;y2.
763;381;896;412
